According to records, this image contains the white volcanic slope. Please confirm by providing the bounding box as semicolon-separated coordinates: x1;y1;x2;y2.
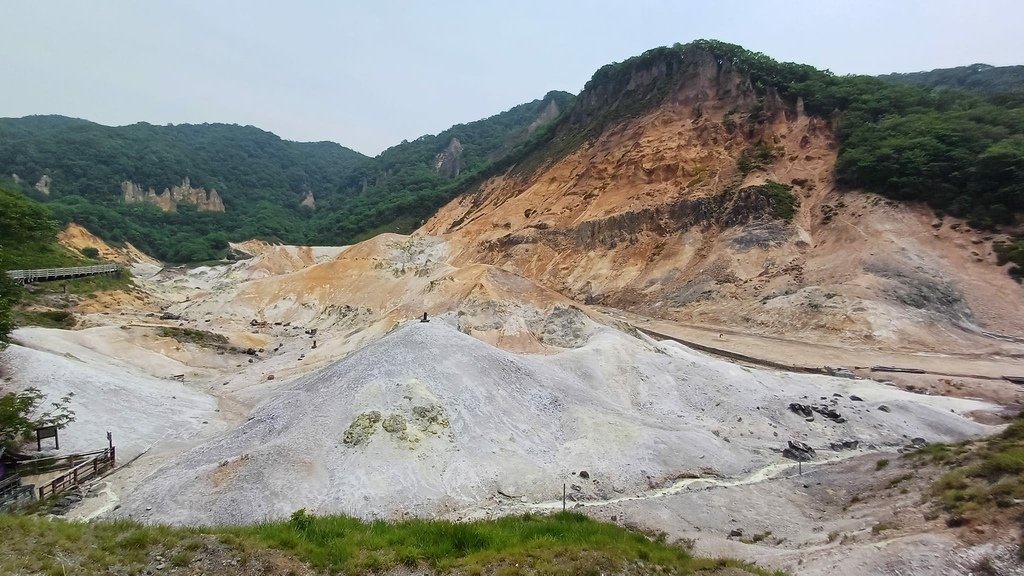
2;343;219;461
117;320;992;525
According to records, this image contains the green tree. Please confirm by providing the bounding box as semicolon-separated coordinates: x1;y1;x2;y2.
0;387;75;449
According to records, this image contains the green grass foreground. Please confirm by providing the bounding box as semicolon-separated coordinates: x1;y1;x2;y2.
0;511;786;575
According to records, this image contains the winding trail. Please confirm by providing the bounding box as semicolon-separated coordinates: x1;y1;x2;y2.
523;451;870;512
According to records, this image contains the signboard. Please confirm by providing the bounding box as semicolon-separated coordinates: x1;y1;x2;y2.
35;426;59;451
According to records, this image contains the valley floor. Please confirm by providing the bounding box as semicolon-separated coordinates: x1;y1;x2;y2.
1;237;1021;575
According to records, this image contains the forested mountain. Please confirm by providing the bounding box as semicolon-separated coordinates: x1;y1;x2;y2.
0;117;367;261
878;63;1024;95
309;91;573;243
2;42;1022;264
0;92;570;261
495;41;1024;229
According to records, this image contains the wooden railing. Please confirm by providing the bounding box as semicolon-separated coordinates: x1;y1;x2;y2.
6;264;121;284
37;447;116;500
0;474;34;511
0;474;22;498
16;449;112;476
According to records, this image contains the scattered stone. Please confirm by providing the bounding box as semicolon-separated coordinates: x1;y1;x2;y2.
850;395;863;402
911;437;926;446
159;312;181;320
266;374;275;381
829;439;860;451
728;528;744;538
878;405;891;413
783;440;816;461
579;470;590;479
789;403;813;418
827;367;856;379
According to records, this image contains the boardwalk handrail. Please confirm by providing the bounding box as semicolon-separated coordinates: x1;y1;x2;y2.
37;447;116;500
15;449;113;476
6;264;121;284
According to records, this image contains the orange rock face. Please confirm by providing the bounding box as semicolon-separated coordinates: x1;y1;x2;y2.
424;52;1024;351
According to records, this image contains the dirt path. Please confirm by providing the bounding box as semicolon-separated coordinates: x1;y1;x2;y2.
598;307;1024;408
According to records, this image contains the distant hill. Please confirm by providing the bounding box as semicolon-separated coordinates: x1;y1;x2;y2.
878;63;1024;94
310;91;574;244
0;92;571;261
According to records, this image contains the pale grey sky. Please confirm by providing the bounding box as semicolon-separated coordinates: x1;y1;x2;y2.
2;1;1022;155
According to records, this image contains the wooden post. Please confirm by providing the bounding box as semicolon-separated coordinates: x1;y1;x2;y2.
562;483;566;512
798;461;802;476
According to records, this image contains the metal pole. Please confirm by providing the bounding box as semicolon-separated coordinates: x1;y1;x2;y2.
562;483;566;512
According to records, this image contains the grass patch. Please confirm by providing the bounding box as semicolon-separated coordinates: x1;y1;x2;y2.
157;326;230;349
875;458;890;470
740;530;773;545
13;308;76;329
886;473;914;488
913;414;1024;521
0;511;786;575
871;521;897;535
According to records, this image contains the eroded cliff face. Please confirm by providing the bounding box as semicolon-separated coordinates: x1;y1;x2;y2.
424;48;1024;348
434;138;464;178
122;178;225;212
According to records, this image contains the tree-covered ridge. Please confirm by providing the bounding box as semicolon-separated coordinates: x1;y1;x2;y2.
0;92;571;261
879;63;1024;95
0;116;367;203
516;40;1024;230
309;91;574;244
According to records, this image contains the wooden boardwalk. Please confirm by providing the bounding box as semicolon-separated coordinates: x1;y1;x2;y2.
5;263;121;284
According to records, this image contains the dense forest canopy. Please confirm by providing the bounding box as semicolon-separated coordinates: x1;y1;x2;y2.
0;92;571;261
309;91;574;244
878;63;1024;95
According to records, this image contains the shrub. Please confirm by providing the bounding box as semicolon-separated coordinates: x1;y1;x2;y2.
80;246;100;259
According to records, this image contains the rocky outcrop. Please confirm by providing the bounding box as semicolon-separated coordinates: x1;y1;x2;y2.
434;138;464;178
300;191;316;210
34;175;51;195
527;99;561;134
122;178;225;212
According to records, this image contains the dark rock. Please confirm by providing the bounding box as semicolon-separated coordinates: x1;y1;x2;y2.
728;528;743;538
829;439;860;451
579;470;590;479
878;405;891;413
783;440;816;461
850;395;863;401
789;403;813;418
911;437;926;446
159;312;181;320
571;484;582;492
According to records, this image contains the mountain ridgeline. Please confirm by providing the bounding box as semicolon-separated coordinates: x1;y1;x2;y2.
0;92;572;261
499;41;1024;229
0;40;1021;264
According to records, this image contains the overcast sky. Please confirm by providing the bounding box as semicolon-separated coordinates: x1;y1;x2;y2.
2;1;1022;155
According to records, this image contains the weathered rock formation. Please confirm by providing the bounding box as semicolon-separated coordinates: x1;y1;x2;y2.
527;98;561;134
434;138;464;178
122;177;225;212
300;191;316;210
34;174;51;195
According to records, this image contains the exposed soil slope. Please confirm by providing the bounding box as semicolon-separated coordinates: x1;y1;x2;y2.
424;49;1024;351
